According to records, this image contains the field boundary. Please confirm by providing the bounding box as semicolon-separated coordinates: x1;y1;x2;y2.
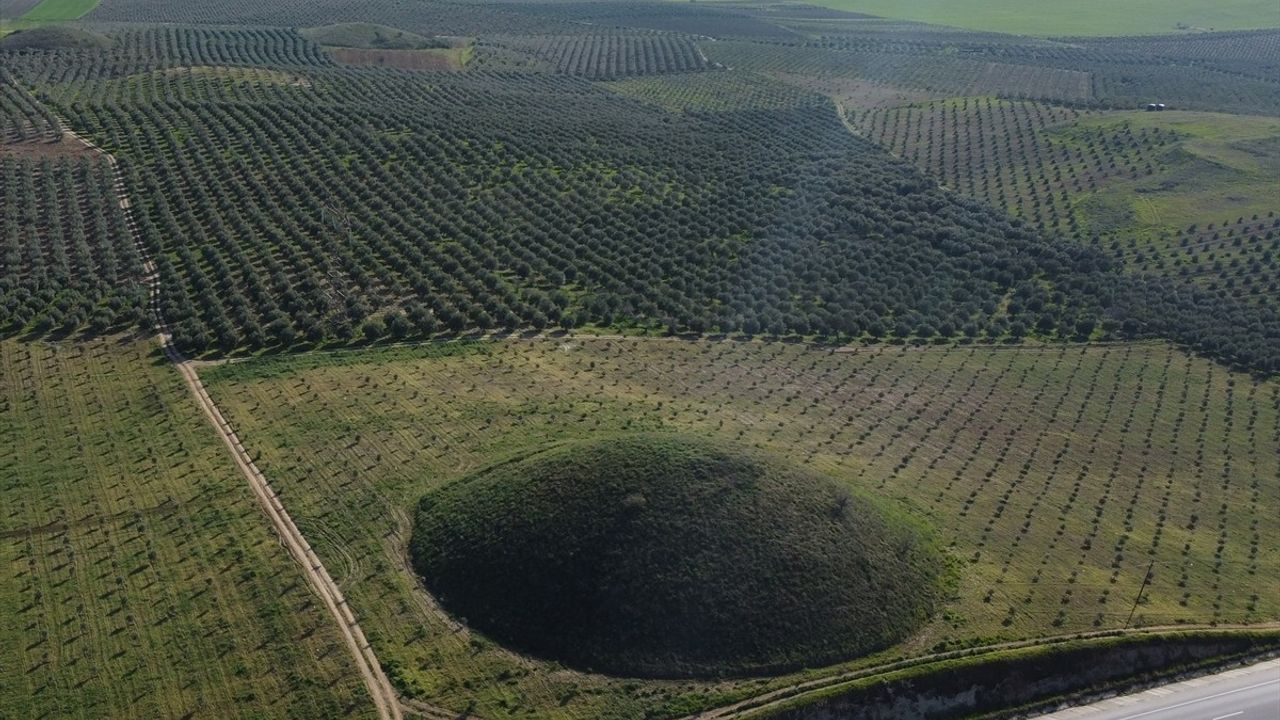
197;326;1179;370
681;624;1280;719
735;629;1280;719
54;121;416;720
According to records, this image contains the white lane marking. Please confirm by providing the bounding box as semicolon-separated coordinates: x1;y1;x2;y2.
1116;678;1279;720
1211;711;1243;720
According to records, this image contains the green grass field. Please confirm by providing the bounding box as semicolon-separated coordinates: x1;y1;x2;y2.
797;0;1279;36
1072;111;1280;231
201;337;1280;718
19;0;98;21
0;336;372;719
1063;111;1280;305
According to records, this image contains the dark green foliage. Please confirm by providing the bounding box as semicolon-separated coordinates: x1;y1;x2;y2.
0;26;111;52
1109;276;1280;376
0;9;1272;372
88;0;586;35
82;0;1280;116
605;70;827;112
410;434;945;678
0;68;60;141
300;23;449;51
7;37;1108;353
1123;217;1280;311
1083;62;1280;117
2;27;332;73
706;29;1280;116
91;0;797;39
1009;29;1277;112
113;26;333;69
498;32;710;79
0;156;147;337
763;630;1280;719
500;2;801;39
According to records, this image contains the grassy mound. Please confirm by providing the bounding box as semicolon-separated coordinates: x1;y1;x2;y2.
410;434;944;678
300;23;448;50
0;26;110;51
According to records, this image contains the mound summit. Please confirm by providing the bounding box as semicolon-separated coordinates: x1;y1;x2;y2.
410;434;944;677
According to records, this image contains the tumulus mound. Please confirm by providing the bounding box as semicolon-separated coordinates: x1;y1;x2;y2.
410;434;945;677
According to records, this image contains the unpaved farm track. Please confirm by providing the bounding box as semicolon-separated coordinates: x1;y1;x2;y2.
61;125;419;720
679;623;1280;719
169;345;412;720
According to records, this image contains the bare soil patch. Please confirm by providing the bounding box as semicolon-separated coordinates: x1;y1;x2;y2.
0;132;99;159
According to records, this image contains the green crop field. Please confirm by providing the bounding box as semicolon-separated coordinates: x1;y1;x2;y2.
0;336;372;719
19;0;98;22
1073;111;1280;231
200;337;1280;718
797;0;1280;36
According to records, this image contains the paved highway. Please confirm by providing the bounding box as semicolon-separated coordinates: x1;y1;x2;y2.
1033;657;1279;720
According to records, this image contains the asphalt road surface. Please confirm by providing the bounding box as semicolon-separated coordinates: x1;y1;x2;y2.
1033;657;1280;720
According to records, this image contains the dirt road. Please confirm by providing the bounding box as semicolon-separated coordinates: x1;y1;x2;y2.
64;126;409;720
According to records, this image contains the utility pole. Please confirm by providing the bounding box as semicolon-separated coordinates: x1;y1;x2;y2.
1124;560;1156;629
